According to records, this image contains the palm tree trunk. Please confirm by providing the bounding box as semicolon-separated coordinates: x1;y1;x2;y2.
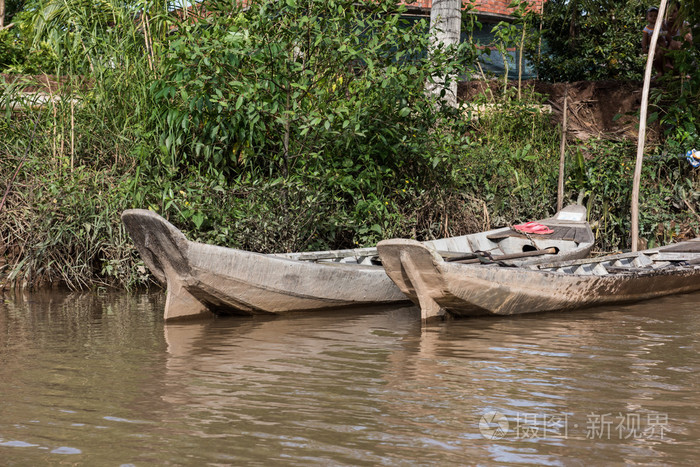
1;0;5;28
428;0;461;107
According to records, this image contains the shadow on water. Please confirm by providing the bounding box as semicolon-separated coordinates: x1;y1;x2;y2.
1;289;699;464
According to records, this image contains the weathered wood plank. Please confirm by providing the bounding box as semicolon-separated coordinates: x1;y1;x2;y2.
659;239;700;253
275;247;378;261
651;252;700;262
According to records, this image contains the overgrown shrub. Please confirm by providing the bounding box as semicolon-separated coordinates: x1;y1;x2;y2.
530;0;648;82
532;0;699;149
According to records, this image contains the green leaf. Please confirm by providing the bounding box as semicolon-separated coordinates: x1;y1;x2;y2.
192;212;205;229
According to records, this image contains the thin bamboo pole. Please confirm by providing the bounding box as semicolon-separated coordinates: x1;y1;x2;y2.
52;101;57;165
536;3;543;80
517;24;526;100
142;12;154;72
557;86;568;212
631;0;668;251
70;97;75;172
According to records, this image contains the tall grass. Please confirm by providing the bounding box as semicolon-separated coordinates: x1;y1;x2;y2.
0;1;164;289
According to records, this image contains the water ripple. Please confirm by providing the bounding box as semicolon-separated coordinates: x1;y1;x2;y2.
1;291;700;464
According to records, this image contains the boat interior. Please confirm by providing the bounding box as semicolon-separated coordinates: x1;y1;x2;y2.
528;238;700;276
275;207;593;266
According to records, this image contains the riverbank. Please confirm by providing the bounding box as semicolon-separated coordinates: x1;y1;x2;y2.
2;79;698;291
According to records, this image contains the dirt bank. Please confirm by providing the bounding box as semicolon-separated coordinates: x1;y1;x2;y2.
458;80;657;143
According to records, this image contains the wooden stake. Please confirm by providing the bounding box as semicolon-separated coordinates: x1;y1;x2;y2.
143;12;154;71
52;102;57;165
632;0;668;252
71;97;75;172
517;17;527;101
557;86;568;212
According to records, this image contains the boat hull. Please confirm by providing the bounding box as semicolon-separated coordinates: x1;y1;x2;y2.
181;241;410;315
122;210;408;320
377;239;700;320
437;261;700;316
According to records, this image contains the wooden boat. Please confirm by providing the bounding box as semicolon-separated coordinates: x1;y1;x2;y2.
377;235;700;321
121;205;593;321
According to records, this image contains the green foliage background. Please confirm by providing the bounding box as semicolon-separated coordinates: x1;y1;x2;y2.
531;0;648;82
531;0;699;148
1;0;699;289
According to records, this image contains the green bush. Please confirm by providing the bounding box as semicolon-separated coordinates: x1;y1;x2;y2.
149;0;478;246
530;0;647;82
153;0;475;175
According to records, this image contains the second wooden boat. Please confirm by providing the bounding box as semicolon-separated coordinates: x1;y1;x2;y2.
377;235;700;321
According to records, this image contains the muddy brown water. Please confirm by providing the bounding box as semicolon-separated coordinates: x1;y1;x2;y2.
1;290;699;465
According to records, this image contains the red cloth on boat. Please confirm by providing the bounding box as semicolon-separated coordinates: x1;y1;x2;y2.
512;222;554;235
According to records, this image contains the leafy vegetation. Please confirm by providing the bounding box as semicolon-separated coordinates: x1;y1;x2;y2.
1;0;699;290
531;0;699;149
530;0;648;82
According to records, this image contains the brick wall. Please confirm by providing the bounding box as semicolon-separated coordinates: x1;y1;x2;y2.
475;0;544;16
